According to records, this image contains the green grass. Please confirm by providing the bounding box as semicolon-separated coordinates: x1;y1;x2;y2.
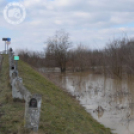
0;55;112;134
0;55;27;134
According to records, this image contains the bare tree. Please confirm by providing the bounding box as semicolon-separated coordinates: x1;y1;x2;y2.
75;44;88;71
45;29;71;72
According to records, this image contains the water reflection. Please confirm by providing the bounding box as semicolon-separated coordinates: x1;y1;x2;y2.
43;72;134;134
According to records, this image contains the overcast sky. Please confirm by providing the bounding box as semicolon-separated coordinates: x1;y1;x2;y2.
0;0;134;51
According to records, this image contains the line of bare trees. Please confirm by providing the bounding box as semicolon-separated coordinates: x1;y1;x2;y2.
18;50;45;68
18;30;134;78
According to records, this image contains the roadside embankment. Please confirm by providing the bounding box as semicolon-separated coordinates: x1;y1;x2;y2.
18;59;112;134
0;54;112;134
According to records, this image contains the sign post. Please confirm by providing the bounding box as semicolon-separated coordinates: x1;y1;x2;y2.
14;55;19;70
2;38;11;54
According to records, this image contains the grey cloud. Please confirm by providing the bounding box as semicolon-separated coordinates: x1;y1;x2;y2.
0;0;134;51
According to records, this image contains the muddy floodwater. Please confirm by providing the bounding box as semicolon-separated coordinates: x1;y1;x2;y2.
42;71;134;134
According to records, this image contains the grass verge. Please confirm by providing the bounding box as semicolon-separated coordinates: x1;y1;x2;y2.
18;58;112;134
0;55;29;134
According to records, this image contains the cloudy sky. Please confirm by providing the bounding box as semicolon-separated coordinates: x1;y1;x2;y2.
0;0;134;51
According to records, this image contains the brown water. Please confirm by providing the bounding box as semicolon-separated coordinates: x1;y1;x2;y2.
42;71;134;134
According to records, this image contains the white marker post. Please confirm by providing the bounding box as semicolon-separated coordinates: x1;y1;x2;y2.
25;94;42;132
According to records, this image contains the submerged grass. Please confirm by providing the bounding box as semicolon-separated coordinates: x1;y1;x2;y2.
0;55;112;134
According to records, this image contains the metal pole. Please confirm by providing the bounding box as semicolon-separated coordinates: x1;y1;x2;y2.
7;44;8;54
16;60;18;71
5;41;6;54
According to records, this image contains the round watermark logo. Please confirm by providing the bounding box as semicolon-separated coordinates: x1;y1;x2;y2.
3;2;26;25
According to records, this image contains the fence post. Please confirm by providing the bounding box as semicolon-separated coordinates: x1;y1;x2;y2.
25;94;42;132
8;48;42;132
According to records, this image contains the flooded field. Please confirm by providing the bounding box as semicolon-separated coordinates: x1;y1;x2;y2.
42;71;134;134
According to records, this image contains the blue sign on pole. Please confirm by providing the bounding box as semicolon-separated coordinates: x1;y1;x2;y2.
7;38;11;42
2;37;11;54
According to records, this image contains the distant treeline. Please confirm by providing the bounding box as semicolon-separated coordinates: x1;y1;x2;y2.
18;50;45;68
18;30;134;78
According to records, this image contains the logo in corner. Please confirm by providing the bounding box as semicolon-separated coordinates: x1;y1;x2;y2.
3;2;26;25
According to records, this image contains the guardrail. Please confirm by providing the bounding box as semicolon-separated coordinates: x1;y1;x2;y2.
8;48;42;132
